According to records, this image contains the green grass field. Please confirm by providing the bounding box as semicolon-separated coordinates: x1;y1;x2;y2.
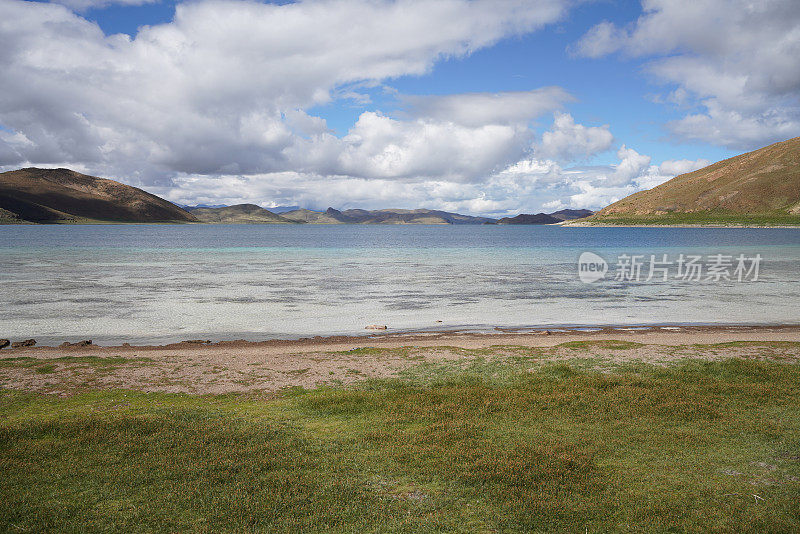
583;211;800;227
1;355;799;532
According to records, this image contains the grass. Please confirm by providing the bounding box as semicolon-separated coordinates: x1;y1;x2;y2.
583;211;800;226
1;358;799;532
0;355;154;367
558;340;644;350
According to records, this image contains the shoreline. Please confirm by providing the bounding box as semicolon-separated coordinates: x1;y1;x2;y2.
561;221;800;228
5;323;800;353
2;323;798;396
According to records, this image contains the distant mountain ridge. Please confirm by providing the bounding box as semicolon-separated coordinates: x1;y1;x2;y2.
277;207;498;224
584;136;800;225
496;213;561;225
549;209;594;221
0;166;595;225
0;168;197;224
188;204;298;224
277;207;590;224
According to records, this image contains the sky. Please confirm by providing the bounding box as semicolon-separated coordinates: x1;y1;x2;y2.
1;0;798;216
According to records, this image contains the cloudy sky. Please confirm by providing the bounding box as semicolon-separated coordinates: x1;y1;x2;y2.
1;0;798;215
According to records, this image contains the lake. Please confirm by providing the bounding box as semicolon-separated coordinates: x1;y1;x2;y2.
1;224;799;345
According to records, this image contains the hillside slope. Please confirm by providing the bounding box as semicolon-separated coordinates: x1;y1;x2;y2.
0;168;197;224
190;204;298;224
588;137;800;225
281;208;345;224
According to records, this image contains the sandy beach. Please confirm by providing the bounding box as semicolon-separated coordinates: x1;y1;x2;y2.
3;324;798;395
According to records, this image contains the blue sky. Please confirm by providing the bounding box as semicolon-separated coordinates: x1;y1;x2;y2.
1;0;797;215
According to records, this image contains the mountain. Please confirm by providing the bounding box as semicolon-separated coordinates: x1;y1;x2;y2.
281;208;346;224
189;204;299;224
282;207;496;224
0;166;600;226
548;209;594;221
585;137;800;225
496;213;562;225
0;168;197;224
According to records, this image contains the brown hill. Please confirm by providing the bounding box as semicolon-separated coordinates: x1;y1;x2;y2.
548;209;594;221
591;137;800;224
190;204;298;224
0;168;197;224
496;213;561;225
281;208;346;224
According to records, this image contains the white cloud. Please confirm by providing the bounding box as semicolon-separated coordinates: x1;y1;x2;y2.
568;21;621;58
481;142;703;212
279;89;578;183
0;0;724;216
48;0;158;12
607;145;650;185
658;158;710;176
156;141;708;217
338;112;528;182
0;0;571;183
572;0;800;149
535;112;613;162
542;199;566;211
401;88;572;127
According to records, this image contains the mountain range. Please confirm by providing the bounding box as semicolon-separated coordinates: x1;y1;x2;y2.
0;168;592;225
280;207;497;224
188;204;296;224
7;134;799;227
189;205;584;224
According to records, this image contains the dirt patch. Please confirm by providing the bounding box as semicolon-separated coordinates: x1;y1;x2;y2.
1;327;799;395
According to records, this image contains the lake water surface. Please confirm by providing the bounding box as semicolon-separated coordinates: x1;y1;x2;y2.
1;224;799;344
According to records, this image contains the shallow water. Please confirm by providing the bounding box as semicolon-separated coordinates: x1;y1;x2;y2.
1;224;799;344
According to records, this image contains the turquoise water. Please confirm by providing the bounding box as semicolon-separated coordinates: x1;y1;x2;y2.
1;224;799;344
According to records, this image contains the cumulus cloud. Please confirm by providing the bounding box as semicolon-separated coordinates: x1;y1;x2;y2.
157;143;710;217
535;112;613;162
0;0;723;216
607;145;650;186
0;0;571;183
335;112;529;181
478;141;709;213
281;89;582;183
572;0;800;149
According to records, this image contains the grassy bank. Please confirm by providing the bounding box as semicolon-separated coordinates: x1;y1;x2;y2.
1;354;799;532
577;211;800;227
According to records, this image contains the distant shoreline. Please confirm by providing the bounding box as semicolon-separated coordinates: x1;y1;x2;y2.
562;221;800;228
3;219;800;228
